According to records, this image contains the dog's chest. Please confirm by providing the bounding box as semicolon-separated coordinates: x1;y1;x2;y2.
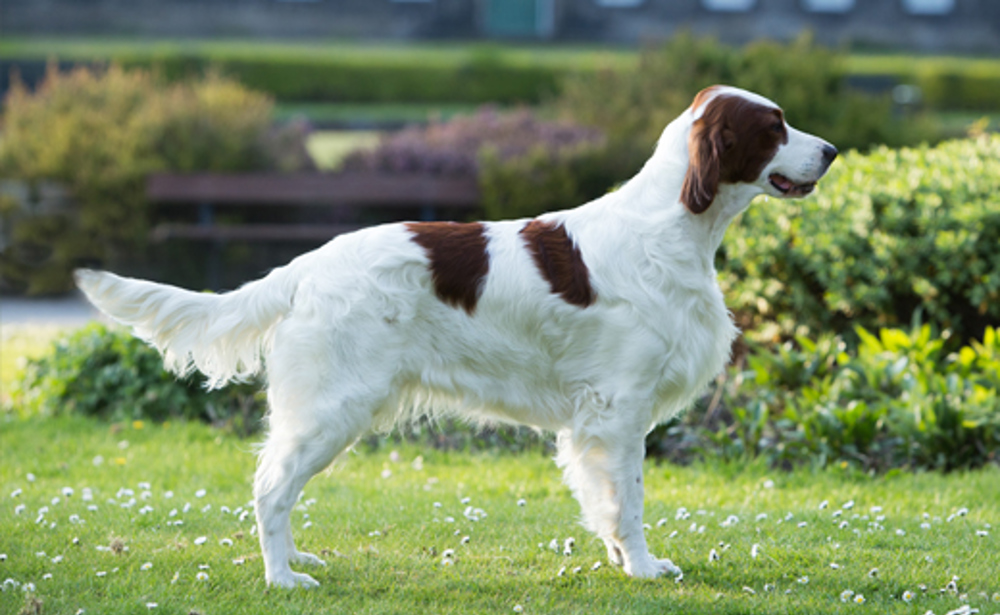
643;277;737;420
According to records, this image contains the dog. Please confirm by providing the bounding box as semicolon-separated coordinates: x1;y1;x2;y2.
76;85;837;588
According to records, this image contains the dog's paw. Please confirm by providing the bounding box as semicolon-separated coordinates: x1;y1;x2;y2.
290;551;327;567
624;556;682;579
268;570;320;589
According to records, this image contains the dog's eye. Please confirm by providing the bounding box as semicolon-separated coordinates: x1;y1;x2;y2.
771;122;784;133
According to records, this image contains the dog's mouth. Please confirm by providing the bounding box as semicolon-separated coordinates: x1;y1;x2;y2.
769;173;816;198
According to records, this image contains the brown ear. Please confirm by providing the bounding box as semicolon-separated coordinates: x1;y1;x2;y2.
680;118;723;214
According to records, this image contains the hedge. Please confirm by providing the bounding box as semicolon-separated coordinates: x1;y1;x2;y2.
720;133;1000;345
0;63;310;295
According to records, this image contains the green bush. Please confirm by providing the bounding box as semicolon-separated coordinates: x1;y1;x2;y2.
479;140;644;221
721;134;1000;345
115;51;563;105
555;32;939;154
0;63;308;295
10;323;265;434
648;325;1000;472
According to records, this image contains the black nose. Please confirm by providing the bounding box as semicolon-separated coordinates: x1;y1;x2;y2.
822;144;838;165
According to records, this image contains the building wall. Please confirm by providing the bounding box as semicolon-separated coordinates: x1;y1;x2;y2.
2;0;998;53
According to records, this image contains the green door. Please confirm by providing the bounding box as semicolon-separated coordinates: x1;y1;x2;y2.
483;0;543;38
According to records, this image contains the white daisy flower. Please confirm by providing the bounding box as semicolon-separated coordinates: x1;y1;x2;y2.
797;576;809;585
460;497;471;505
656;518;668;527
896;529;906;536
516;498;526;507
756;513;768;522
830;563;841;570
441;558;454;566
668;530;678;539
751;544;760;560
548;539;560;552
141;562;153;571
868;568;879;578
380;470;392;479
146;603;157;609
62;487;74;498
442;549;455;559
572;566;582;574
513;606;523;613
27;473;36;482
975;530;988;537
14;504;25;515
591;561;602;571
9;488;22;498
708;549;720;562
819;500;829;510
557;566;566;577
196;572;209;581
96;571;107;577
956;507;969;517
854;593;865;604
303;521;312;529
195;490;206;499
902;590;914;603
42;574;52;581
194;536;208;546
51;555;63;564
742;586;756;595
233;558;245;566
764;583;775;592
219;538;234;547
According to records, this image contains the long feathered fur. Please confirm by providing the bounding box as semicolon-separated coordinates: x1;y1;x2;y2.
76;86;836;589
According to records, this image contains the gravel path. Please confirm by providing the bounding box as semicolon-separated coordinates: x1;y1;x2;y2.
0;293;108;329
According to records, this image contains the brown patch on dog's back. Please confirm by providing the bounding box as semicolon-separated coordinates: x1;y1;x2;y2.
520;220;594;308
406;222;490;315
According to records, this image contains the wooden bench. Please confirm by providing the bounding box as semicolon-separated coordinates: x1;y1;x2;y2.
146;172;481;288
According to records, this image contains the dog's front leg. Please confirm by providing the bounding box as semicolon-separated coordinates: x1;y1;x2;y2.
557;428;681;579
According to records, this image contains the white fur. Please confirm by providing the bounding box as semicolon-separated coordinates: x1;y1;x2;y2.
76;86;834;588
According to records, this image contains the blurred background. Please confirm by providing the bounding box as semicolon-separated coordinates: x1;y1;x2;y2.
2;1;1000;468
1;0;999;295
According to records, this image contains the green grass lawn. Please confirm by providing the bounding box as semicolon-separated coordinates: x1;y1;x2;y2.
0;326;66;409
1;415;998;615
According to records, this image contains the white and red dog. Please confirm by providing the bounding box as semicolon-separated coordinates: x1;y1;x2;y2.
77;86;836;588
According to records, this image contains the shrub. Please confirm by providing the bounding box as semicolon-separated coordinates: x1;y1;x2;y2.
555;32;939;154
341;107;624;221
10;323;265;434
343;107;603;177
648;325;1000;472
0;63;308;295
720;134;1000;345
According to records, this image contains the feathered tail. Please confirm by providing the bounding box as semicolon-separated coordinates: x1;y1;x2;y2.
75;266;301;388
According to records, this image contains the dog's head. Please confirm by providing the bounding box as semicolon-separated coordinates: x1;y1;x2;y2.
680;86;838;214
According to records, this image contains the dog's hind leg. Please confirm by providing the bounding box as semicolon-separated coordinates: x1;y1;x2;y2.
254;404;373;589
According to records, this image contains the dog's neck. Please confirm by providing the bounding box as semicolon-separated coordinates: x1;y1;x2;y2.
612;112;763;271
